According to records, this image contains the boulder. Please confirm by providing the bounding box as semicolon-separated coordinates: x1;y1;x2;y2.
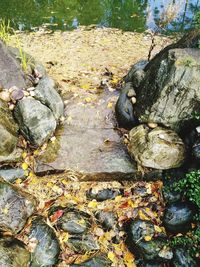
127;125;185;169
127;220;172;262
163;202;194;233
124;60;148;88
115;82;138;129
34;76;64;120
0;99;20;163
14;97;57;146
95;211;117;230
86;188;120;201
58;210;89;234
172;247;197;267
68;234;99;253
0;40;26;89
134;48;200;132
0;238;30;267
0;168;26;183
28;217;60;267
0;179;36;234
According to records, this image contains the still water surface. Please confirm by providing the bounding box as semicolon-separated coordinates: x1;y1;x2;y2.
0;0;199;32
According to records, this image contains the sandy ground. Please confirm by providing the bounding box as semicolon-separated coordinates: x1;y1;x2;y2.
12;27;173;96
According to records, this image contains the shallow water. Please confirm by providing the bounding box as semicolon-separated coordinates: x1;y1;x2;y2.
0;0;199;32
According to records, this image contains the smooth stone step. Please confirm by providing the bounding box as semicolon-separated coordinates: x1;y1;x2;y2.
35;91;162;181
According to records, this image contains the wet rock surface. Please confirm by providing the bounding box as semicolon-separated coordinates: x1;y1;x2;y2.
28;217;60;267
70;254;111;267
87;188;120;201
0;179;36;234
36;91;137;179
14;97;57;146
163;202;194;233
0;40;26;88
134;48;200;132
127;125;185;169
68;234;100;252
115;82;138;129
127;220;173;262
172;247;197;267
0;238;30;267
34;76;64;120
0;99;20;163
0;168;26;183
95;210;117;230
58;210;89;234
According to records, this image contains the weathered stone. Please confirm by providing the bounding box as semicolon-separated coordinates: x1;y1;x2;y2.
0;99;20;162
0;179;36;234
127;125;185;169
0;40;26;88
172;247;197;267
14;97;57;146
68;234;99;253
127;220;172;262
95;211;117;230
135;49;200;132
124;60;148;88
0;238;30;267
36;90;136;180
10;88;24;101
59;210;88;234
87;188;120;201
28;217;60;267
115;82;138;129
0;168;26;183
34;76;64;120
70;255;111;267
163;202;194;233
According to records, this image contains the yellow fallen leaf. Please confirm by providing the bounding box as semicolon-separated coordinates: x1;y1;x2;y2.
81;84;90;90
154;225;162;233
107;102;113;108
107;251;115;262
33;150;39;156
84;97;92;103
15;178;22;184
88;200;98;208
138;210;149;220
21;162;29;171
144;235;152;241
2;207;9;215
115;195;122;202
22;152;27;159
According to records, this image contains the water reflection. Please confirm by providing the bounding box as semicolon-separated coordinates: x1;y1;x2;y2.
0;0;199;32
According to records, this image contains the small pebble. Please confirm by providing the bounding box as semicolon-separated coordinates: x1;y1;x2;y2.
148;122;158;128
196;126;200;134
23;91;30;97
9;103;15;110
30;91;35;97
27;87;35;92
127;88;136;97
10;89;24;101
0;90;11;102
34;77;40;85
131;96;137;104
9;86;19;93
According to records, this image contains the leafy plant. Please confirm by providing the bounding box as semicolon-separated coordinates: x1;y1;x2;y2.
0;19;11;44
175;170;200;209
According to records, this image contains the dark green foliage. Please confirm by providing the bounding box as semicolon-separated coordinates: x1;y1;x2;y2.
175;170;200;209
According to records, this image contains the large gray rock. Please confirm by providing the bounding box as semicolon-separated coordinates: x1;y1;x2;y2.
0;99;20;163
0;179;36;234
127;125;185;169
34;76;64;120
135;48;200;132
0;238;30;267
0;40;26;89
14;97;57;146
